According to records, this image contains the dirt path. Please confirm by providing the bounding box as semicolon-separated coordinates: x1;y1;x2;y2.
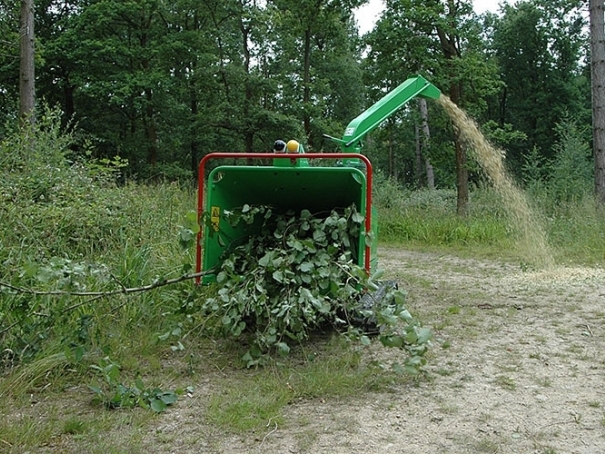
205;247;605;454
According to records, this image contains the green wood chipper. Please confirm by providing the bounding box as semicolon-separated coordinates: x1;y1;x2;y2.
195;75;440;283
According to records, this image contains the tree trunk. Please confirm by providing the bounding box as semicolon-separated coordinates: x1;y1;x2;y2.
190;91;199;178
450;81;468;215
415;122;423;188
590;0;605;204
419;98;435;189
437;8;468;216
387;117;395;177
19;0;35;126
63;75;75;121
144;89;158;166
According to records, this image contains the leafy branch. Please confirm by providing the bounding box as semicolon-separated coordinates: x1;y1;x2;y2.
0;269;212;298
0;269;213;336
201;204;431;371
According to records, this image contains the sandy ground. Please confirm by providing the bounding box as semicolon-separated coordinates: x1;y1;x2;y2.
179;247;605;454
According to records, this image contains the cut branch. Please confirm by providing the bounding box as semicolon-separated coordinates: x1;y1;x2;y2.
0;269;213;298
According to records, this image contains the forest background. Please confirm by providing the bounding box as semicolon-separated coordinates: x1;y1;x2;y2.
0;0;594;194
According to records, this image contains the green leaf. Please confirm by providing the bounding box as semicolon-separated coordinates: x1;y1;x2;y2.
150;398;167;413
380;335;404;348
276;342;290;355
360;335;371;346
88;385;103;395
287;239;304;251
159;392;178;405
370;269;385;281
179;228;195;247
417;328;432;344
392;363;405;375
405;331;418;344
398;309;413;322
394;291;406;306
313;230;326;242
134;377;145;391
259;251;273;268
352;212;364;224
157;330;171;341
299;262;314;272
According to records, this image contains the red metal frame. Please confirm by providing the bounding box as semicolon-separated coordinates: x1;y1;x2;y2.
195;152;373;283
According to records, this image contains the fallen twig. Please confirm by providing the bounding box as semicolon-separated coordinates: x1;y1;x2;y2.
259;418;279;452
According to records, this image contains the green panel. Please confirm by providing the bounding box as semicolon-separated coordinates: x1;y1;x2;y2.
202;165;368;279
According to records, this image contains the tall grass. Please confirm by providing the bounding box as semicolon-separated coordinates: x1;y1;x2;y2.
0;111;198;394
375;178;513;256
374;175;605;264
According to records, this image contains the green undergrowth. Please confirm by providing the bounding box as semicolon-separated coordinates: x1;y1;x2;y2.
375;183;605;265
0;111;199;399
376;188;514;258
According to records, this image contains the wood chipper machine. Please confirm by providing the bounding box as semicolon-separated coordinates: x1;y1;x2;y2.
195;75;441;283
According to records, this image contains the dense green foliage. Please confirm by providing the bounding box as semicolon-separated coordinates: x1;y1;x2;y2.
0;112;196;374
0;0;593;188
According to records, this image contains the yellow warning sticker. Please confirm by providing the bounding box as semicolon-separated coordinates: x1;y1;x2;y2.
210;206;220;232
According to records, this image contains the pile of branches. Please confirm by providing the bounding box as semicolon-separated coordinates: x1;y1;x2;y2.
202;204;431;370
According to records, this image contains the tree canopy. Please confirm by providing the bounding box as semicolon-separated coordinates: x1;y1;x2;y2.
0;0;597;195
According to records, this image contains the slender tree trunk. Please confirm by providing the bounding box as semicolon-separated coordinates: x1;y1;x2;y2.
450;81;468;215
590;0;605;204
419;98;435;189
437;10;468;215
415;122;423;187
19;0;35;126
189;10;201;180
63;75;75;121
139;17;157;167
190;93;198;177
144;88;158;166
387;118;395;177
